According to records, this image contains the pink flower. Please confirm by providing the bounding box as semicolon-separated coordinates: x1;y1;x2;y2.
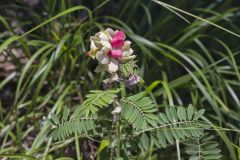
108;50;123;58
111;31;125;48
87;28;135;76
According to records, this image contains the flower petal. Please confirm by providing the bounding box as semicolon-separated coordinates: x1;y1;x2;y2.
119;55;136;62
107;59;119;73
108;50;123;58
122;41;132;50
101;40;112;49
122;48;133;57
111;73;119;81
126;75;140;86
96;51;109;64
113;31;125;40
111;39;124;48
101;47;110;54
99;32;109;41
111;106;121;114
101;56;109;64
90;40;97;50
103;73;119;84
106;28;115;37
111;31;125;48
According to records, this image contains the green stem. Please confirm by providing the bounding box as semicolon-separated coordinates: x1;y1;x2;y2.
42;137;52;160
110;122;114;160
120;82;126;98
116;121;121;158
163;76;181;160
116;82;126;158
176;140;181;160
75;131;81;160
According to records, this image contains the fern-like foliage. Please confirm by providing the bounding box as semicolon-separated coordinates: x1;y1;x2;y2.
186;133;222;160
185;133;222;160
120;92;158;130
49;107;96;141
49;89;119;140
137;105;207;149
80;89;119;116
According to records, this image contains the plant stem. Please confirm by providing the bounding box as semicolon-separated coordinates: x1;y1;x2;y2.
116;82;126;158
120;82;126;98
75;131;81;160
116;121;121;158
42;137;52;160
110;121;115;160
163;76;181;160
176;140;181;160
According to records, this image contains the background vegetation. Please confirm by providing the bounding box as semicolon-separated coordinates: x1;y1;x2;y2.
0;0;239;159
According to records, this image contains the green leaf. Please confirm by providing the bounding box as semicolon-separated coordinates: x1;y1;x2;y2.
51;114;60;125
165;108;173;122
187;104;194;120
0;154;37;160
121;94;157;130
156;130;167;148
152;0;240;37
128;91;145;101
62;107;70;122
159;113;169;123
177;106;186;121
50;116;96;140
185;133;222;160
169;107;178;122
193;109;205;120
80;89;119;116
163;128;174;145
136;105;207;149
140;133;150;150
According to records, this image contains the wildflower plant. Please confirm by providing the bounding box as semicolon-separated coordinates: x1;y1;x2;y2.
86;28;141;86
49;29;222;160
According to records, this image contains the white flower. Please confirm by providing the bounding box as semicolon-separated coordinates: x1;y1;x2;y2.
106;28;115;37
107;59;119;73
100;40;112;49
90;39;97;50
99;32;110;41
111;106;121;114
96;53;109;64
123;48;133;57
101;47;110;54
122;41;131;50
103;73;119;84
122;41;133;57
98;31;112;49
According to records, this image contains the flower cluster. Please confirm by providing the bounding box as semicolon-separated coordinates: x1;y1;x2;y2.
86;28;141;85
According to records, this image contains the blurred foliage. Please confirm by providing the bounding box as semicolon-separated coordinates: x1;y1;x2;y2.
0;0;240;159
